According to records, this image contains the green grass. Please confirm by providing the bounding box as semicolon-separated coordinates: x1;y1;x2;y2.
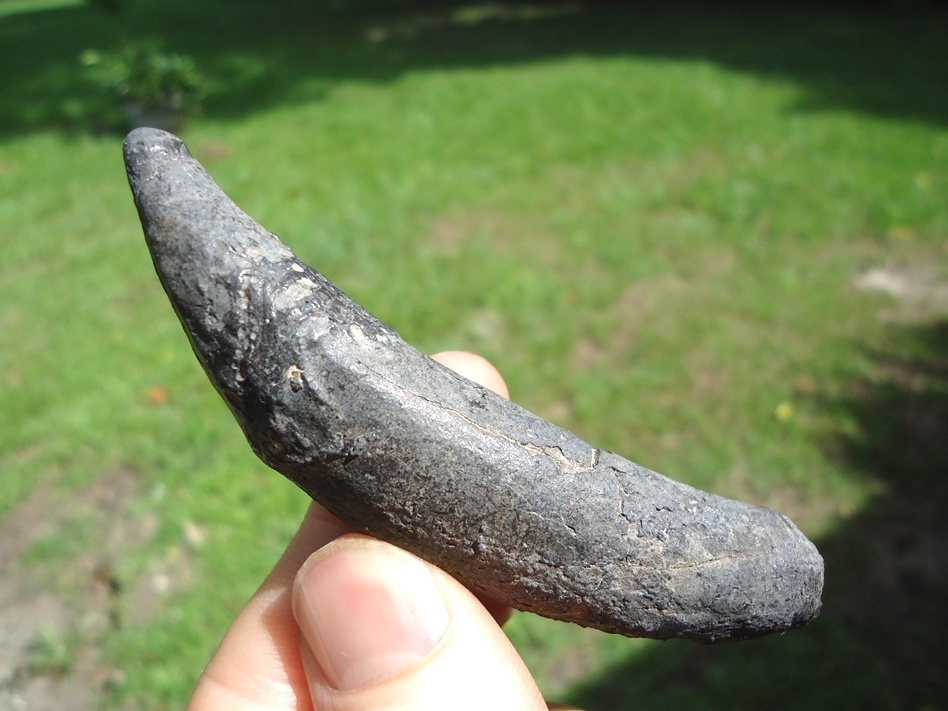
1;0;947;708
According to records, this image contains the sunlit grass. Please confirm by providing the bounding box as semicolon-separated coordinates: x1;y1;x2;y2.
0;0;82;17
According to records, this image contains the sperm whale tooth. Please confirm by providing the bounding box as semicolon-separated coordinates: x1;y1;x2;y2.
124;128;823;643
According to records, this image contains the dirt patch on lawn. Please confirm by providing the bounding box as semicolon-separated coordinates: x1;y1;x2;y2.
0;470;156;711
855;264;948;322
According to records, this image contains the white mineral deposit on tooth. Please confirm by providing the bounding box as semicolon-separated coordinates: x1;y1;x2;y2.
124;128;824;643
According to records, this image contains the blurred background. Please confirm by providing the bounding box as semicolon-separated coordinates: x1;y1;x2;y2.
1;0;946;708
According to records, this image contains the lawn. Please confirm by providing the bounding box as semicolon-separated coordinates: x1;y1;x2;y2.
1;0;947;708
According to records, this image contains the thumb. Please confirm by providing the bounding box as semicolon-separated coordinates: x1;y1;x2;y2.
292;533;548;711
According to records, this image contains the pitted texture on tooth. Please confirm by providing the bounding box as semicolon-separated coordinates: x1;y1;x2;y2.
124;128;824;643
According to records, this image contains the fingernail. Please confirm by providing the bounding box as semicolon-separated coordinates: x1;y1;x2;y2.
293;538;450;691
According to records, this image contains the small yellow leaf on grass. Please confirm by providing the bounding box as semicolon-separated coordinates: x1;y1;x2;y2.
890;225;915;241
775;401;794;422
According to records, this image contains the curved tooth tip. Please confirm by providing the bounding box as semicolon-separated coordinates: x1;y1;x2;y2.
123;127;189;166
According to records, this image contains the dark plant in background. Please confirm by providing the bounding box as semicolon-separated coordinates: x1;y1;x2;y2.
80;0;205;130
80;44;203;130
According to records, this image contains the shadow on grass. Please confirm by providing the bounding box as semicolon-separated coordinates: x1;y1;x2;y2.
1;0;947;136
563;321;948;710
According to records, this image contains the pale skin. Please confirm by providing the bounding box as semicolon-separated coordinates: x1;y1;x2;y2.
187;351;584;711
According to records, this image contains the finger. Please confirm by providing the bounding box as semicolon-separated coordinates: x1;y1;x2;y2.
187;502;351;711
431;350;510;399
293;534;548;711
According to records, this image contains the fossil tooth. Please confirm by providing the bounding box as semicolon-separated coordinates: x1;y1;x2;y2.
124;128;823;643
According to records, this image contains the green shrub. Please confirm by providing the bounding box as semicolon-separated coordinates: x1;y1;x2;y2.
80;43;203;126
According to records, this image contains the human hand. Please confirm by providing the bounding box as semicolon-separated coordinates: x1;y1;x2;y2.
187;351;582;711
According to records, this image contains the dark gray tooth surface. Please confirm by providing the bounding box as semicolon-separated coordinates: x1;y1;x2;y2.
124;127;823;643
